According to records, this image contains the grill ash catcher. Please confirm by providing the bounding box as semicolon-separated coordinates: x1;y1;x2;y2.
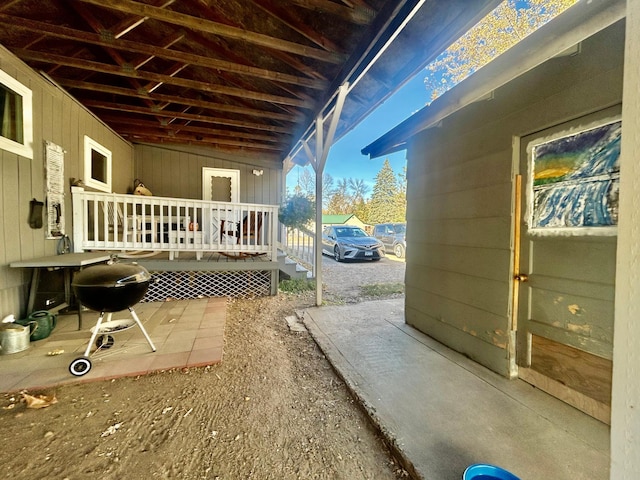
70;258;156;376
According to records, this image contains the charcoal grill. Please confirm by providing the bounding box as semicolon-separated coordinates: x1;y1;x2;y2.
69;260;156;376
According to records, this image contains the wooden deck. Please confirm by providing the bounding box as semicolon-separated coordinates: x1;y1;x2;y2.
117;250;279;273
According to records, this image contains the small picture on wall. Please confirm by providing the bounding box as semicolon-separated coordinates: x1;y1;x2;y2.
528;119;621;235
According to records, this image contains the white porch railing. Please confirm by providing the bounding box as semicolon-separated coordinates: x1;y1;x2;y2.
71;187;278;259
279;225;315;272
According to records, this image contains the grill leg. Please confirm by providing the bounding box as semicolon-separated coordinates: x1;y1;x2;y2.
84;311;110;357
129;307;156;352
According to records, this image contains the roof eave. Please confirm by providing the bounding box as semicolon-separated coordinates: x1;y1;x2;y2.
287;0;503;168
361;0;626;159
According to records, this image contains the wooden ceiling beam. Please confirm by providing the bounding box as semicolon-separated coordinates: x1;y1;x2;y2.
75;0;345;64
119;130;285;154
68;0;167;125
143;62;189;93
133;30;185;70
100;115;284;143
0;1;22;12
54;78;304;122
337;0;375;10
0;14;326;89
250;0;343;53
181;4;320;117
115;126;285;150
82;100;293;134
14;48;314;109
182;27;314;116
181;3;329;83
111;0;177;39
287;0;375;24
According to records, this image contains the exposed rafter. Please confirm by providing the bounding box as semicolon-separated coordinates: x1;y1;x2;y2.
15;49;315;108
0;16;325;89
52;78;304;123
0;0;501;166
75;0;345;63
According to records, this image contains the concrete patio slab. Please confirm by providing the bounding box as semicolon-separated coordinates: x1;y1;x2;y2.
303;298;610;480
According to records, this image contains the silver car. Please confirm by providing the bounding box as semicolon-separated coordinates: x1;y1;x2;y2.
321;226;385;262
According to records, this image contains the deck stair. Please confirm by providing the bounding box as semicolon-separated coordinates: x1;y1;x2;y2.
277;250;310;281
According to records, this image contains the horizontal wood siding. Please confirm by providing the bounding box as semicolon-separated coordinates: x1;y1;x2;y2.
0;46;133;319
405;22;625;376
134;144;282;205
526;237;616;358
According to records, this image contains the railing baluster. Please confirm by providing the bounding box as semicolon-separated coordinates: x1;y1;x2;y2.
72;188;278;259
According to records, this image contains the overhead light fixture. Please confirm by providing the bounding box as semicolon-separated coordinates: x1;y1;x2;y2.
252;169;264;176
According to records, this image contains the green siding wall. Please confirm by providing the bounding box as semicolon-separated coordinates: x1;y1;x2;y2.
404;22;625;377
134;144;283;205
0;46;134;319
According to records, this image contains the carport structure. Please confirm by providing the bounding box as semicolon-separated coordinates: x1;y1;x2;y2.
0;0;498;165
6;1;640;478
0;0;500;305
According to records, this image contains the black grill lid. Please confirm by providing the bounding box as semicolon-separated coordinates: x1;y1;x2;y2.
72;263;151;288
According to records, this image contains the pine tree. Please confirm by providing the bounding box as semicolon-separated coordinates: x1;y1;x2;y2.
393;167;407;222
353;199;370;224
368;159;405;223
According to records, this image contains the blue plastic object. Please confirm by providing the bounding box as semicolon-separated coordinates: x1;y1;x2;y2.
463;463;520;480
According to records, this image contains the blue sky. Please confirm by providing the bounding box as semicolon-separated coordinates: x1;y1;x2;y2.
287;71;431;193
286;0;572;197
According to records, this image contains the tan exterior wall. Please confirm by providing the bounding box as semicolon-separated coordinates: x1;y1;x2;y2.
0;46;134;319
134;144;283;205
404;22;625;376
346;217;367;230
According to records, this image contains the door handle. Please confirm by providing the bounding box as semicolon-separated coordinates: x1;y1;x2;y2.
514;273;529;282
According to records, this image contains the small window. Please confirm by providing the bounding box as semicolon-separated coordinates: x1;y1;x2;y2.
0;69;33;159
84;136;112;192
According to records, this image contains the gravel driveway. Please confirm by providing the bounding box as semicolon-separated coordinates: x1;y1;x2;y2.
320;252;405;304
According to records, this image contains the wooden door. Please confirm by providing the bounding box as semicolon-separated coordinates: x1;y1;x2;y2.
202;168;240;203
516;114;620;424
202;168;240;242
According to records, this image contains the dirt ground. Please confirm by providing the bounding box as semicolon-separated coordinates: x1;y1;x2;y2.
0;257;407;479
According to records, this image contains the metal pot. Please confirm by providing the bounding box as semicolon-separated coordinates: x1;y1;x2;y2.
0;323;30;355
72;262;151;312
16;310;57;341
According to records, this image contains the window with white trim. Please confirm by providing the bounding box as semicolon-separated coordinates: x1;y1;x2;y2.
0;69;33;159
84;136;112;192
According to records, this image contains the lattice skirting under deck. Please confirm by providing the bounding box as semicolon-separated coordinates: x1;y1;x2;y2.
142;270;272;301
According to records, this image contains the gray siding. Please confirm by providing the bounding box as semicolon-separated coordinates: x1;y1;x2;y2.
0;46;133;319
134;144;283;205
404;22;625;376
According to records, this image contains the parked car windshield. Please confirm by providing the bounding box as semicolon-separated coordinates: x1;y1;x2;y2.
394;224;406;234
335;227;368;238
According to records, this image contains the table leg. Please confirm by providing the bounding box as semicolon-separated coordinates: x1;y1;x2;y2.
67;268;83;330
27;268;40;314
64;268;71;307
77;302;84;331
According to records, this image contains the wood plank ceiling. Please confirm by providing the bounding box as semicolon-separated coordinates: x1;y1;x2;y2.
0;0;499;168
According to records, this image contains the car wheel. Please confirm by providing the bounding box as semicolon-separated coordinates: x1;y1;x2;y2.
394;244;405;258
333;246;342;262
